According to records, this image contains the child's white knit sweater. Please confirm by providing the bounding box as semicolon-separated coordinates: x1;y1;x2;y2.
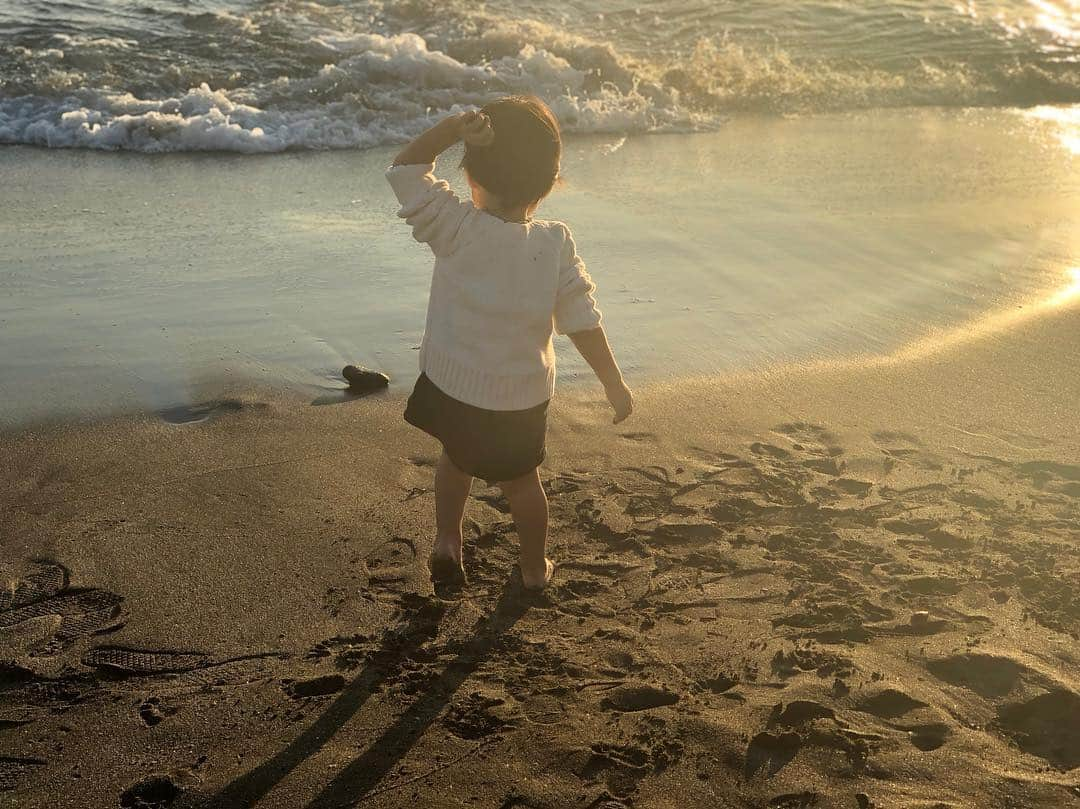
386;162;603;411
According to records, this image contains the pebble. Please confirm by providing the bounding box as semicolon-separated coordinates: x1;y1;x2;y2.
342;365;390;394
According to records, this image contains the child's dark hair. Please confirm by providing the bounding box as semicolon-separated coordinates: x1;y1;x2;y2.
461;95;562;208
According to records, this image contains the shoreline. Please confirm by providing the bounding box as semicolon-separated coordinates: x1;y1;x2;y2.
3;105;1077;429
4;262;1076;437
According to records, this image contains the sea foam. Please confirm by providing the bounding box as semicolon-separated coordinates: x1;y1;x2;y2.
0;1;1077;153
0;29;689;153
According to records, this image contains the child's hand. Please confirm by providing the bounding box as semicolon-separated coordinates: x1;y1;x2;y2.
605;380;634;424
458;110;494;146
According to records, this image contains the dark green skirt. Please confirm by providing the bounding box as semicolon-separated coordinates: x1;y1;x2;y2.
403;373;548;484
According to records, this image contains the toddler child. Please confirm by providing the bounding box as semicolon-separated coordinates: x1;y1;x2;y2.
386;95;633;590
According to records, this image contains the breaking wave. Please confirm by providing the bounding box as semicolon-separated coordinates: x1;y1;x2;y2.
0;0;1077;153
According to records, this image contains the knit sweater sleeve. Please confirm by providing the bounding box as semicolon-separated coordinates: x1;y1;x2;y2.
553;225;603;336
385;162;472;257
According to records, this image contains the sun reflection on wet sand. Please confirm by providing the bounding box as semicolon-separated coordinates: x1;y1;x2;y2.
868;266;1080;366
1048;265;1080;305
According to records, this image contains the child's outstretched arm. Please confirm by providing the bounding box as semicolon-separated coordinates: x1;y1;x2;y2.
569;326;634;424
393;110;493;166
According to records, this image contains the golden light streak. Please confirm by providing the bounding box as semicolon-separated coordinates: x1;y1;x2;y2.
874;266;1080;365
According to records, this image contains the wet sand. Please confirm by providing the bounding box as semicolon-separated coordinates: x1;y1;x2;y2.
2;283;1079;807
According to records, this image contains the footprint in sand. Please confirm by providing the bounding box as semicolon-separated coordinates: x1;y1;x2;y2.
1018;460;1080;498
543;473;585;498
770;647;854;679
521;692;568;725
0;561;68;611
81;647;211;674
871;430;922;452
767;792;820;809
771;424;845;475
362;537;420;593
750;442;792;460
774;423;843;457
871;430;945;471
157;398;246;425
82;646;288;689
138;696;178;727
832;478;873;497
600;683;680;712
0;562;125;659
925;653;1034;699
579;742;652;798
853;688;928;720
284;673;346;699
0;757;47;796
578;720;682;800
881;519;972;554
997;688;1080;771
743;730;802;778
119;773;182;808
443;690;516;739
904;723;950;751
474;491;512;513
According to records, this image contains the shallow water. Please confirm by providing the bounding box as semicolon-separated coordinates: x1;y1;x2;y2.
1;107;1076;427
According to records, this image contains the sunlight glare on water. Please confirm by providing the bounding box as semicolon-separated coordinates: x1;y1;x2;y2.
1027;0;1080;45
1021;104;1080;153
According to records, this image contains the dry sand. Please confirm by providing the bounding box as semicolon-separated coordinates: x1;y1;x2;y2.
2;294;1079;808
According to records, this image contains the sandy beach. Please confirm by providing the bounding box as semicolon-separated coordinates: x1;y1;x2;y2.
2;1;1079;802
3;274;1078;806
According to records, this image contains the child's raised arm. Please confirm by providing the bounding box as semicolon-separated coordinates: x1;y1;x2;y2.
393;110;493;166
569;326;634;424
385;110;494;256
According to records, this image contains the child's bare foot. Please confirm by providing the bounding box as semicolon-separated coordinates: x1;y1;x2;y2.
429;552;466;586
520;558;555;591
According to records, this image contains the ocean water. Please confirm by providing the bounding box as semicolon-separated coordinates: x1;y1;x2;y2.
0;0;1078;152
1;105;1077;426
0;3;1078;427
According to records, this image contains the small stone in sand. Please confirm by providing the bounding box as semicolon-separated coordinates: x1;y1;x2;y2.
342;365;390;394
910;611;931;627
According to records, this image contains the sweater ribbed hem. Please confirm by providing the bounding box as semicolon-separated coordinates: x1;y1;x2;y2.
420;341;554;411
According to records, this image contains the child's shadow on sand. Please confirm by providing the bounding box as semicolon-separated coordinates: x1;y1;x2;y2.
197;583;530;809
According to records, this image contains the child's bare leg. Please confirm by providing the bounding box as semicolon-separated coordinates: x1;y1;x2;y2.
498;468;553;589
434;449;472;562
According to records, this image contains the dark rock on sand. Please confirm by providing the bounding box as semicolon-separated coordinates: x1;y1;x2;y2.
342;365;390;394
